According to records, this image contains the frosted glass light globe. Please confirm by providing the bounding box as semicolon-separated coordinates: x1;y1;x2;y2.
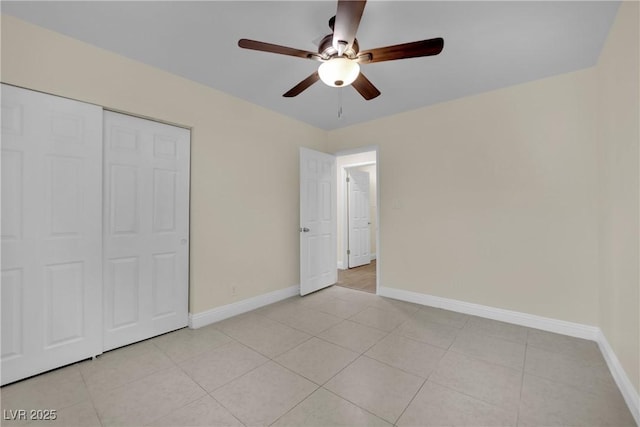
318;58;360;87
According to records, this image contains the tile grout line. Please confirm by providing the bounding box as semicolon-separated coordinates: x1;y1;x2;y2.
152;328;271;427
515;329;529;426
322;387;392;426
265;385;320;427
427;345;523;416
391;348;449;426
392;377;428;426
76;363;105;427
207;389;249;427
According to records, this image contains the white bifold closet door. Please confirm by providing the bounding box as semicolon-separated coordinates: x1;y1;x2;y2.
1;86;190;385
102;111;190;351
1;85;103;385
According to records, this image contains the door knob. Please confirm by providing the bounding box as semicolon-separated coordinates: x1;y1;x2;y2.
300;227;310;232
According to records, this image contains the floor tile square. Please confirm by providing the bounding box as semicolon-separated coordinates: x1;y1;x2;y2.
463;316;528;344
349;306;407;332
518;374;635;427
413;306;470;329
151;325;232;363
318;320;388;353
93;367;205;427
396;315;460;349
450;329;525;369
79;341;174;395
254;300;302;319
260;304;343;335
211;361;317;426
1;364;89;413
214;313;311;358
314;297;369;319
333;288;381;305
365;334;445;378
179;341;268;392
431;351;522;411
146;395;243;427
524;345;619;397
294;290;339;310
527;329;604;363
324;356;424;424
272;388;392;427
276;337;358;384
366;298;421;316
397;381;517;427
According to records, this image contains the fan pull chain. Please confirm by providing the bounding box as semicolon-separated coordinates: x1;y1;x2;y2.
337;87;343;119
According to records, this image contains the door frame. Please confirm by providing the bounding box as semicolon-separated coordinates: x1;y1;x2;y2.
335;146;380;294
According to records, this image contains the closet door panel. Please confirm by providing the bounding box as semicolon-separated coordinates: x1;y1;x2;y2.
103;111;189;351
1;85;103;385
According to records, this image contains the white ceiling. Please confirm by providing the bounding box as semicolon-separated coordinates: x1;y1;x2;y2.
2;1;619;130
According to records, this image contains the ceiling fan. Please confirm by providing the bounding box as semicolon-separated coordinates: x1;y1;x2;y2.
238;0;444;100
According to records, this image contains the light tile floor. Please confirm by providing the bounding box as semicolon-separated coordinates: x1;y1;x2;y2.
1;285;636;427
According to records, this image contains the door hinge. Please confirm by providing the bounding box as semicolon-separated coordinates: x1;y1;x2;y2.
347;249;351;255
346;177;350;182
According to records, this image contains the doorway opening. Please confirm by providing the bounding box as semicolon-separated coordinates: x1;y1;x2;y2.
335;148;378;294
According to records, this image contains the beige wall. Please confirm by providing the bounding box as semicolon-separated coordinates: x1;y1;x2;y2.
0;15;327;314
596;1;639;394
329;68;601;325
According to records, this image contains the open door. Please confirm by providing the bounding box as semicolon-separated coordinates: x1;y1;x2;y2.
300;148;337;296
347;169;371;268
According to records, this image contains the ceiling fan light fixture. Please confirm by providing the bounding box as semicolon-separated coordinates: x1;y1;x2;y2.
318;57;360;87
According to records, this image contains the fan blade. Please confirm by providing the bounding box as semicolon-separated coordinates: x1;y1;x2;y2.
358;38;444;63
352;72;380;100
283;72;320;97
238;39;320;61
333;0;366;51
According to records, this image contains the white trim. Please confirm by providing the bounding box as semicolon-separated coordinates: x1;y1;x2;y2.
370;252;376;261
378;286;639;423
188;285;299;329
378;287;599;340
337;261;345;270
596;330;640;425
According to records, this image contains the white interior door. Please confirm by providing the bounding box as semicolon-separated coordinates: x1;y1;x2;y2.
348;169;371;268
300;148;337;296
1;85;103;385
103;111;190;351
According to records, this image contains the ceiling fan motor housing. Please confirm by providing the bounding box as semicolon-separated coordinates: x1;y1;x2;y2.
318;34;359;59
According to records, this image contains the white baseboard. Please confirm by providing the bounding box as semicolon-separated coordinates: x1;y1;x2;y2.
378;287;599;340
378;286;639;424
596;330;640;425
337;261;345;270
188;285;299;329
370;253;377;261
